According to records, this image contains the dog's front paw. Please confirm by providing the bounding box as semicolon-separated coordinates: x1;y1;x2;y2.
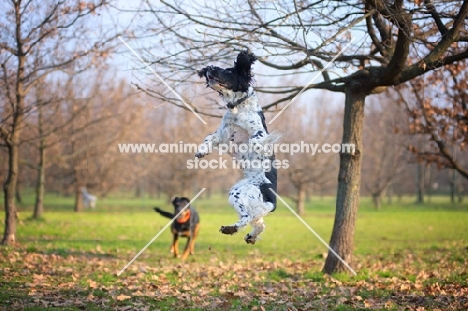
219;226;238;235
244;234;257;245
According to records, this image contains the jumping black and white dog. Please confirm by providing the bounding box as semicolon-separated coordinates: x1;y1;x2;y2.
196;50;280;244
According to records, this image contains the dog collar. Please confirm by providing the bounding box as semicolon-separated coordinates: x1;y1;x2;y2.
227;96;249;109
227;89;254;109
177;210;191;223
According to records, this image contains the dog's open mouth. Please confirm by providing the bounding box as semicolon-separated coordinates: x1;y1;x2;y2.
207;74;228;88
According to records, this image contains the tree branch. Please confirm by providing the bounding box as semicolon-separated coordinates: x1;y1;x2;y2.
0;43;17;56
0;125;10;143
380;0;412;84
424;0;448;36
1;62;15;108
365;1;388;58
399;48;468;84
419;0;468;66
410;82;468;179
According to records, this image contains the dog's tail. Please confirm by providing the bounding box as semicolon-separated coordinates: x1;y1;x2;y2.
252;131;281;156
153;207;175;219
264;131;281;145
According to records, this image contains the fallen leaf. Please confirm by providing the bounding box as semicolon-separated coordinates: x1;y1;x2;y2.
87;279;98;289
116;294;131;301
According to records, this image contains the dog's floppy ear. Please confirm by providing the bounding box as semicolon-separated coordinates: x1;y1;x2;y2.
234;50;257;78
171;197;180;206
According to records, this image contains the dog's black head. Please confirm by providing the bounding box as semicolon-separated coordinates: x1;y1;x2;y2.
198;50;257;93
172;197;191;223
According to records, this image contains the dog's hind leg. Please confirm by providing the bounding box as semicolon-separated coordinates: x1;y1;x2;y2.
181;224;200;260
221;182;271;236
220;185;255;235
244;217;265;244
181;237;191;260
219;207;252;235
244;200;274;244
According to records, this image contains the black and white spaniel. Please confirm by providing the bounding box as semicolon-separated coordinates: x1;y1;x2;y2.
196;50;280;244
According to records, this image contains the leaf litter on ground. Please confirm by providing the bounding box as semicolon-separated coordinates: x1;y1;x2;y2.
0;245;467;310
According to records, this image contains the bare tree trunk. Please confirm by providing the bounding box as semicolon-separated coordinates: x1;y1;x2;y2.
157;185;161;199
15;184;22;204
372;193;382;210
323;85;365;274
33;142;45;219
2;3;24;244
387;183;393;205
373;187;387;210
134;183;142;198
427;166;432;203
74;184;84;212
71;131;83;212
2;143;19;245
297;185;306;216
450;169;456;204
416;163;425;204
33;104;45;219
73;140;84;212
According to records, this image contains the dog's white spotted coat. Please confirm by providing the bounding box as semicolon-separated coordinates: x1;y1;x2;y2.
197;58;280;243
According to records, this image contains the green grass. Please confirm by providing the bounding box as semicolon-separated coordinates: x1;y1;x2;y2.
4;193;466;258
2;192;467;265
7;208;465;262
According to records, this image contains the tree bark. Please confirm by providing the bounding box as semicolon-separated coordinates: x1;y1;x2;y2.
387;183;393;205
2;1;24;245
33;141;45;219
297;184;306;216
323;83;365;274
417;163;425;204
450;169;456;204
74;184;84;212
372;193;382;210
2;144;19;245
71;131;83;212
15;184;22;204
33;104;45;219
134;183;142;198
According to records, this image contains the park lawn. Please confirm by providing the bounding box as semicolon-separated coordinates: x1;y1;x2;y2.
0;193;467;310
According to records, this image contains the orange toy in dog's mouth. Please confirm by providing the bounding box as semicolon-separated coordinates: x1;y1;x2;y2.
177;210;191;223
